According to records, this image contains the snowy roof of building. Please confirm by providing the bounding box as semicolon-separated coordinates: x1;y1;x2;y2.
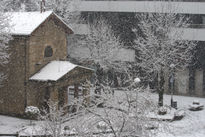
30;61;93;82
8;11;73;35
79;1;205;14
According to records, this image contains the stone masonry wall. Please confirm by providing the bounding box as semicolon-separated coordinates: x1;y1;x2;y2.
27;67;93;111
0;37;27;115
28;17;68;79
0;14;90;115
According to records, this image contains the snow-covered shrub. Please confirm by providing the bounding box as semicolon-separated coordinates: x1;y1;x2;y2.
39;101;66;137
193;100;200;105
96;121;108;131
158;106;168;115
189;101;204;111
134;77;141;83
173;109;185;121
25;106;40;120
83;87;159;137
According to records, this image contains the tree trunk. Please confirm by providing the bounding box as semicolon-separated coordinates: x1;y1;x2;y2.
158;68;165;107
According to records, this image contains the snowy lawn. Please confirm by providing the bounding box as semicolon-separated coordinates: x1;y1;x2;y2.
0;115;29;134
0;92;205;137
156;94;205;137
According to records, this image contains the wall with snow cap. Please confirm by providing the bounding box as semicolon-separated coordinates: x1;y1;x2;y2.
79;1;205;15
28;19;68;77
68;45;135;62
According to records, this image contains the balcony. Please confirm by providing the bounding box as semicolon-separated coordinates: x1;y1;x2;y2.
189;24;205;28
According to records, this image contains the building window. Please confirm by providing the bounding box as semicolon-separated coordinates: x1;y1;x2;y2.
202;16;205;24
189;68;195;95
44;46;53;57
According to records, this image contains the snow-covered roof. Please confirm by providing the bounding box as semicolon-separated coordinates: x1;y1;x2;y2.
8;11;52;35
79;1;205;14
30;61;93;81
8;11;72;35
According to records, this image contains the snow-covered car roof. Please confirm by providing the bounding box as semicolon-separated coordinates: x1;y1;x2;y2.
7;11;73;35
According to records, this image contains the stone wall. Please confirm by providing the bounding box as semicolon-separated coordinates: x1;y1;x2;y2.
0;37;27;115
27;82;47;109
27;67;93;111
28;17;68;78
0;13;94;116
0;15;73;115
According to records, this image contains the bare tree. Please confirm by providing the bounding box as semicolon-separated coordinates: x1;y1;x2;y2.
84;86;158;137
37;97;93;137
68;18;157;136
2;0;81;24
68;18;127;91
38;101;67;137
34;83;156;137
133;1;196;106
71;19;120;65
56;18;159;137
2;0;39;12
46;0;82;23
0;4;12;85
70;19;127;85
85;19;123;69
25;82;160;137
25;19;160;137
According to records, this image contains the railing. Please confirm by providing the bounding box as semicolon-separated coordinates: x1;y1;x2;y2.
0;131;115;137
0;134;19;137
189;24;205;28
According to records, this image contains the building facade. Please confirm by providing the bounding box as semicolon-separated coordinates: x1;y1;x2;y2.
0;11;93;116
77;0;205;97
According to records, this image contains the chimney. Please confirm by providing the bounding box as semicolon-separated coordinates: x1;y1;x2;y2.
40;0;46;13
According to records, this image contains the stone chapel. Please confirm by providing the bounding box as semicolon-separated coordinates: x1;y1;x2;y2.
0;11;93;116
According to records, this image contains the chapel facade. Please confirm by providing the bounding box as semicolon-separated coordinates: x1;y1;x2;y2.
0;11;93;116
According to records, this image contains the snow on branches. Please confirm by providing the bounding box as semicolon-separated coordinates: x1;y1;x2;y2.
133;8;196;77
2;0;81;24
0;3;12;85
2;0;39;12
45;0;81;23
133;2;197;106
75;19;124;71
0;13;11;65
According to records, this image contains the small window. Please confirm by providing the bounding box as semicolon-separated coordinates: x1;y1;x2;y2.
202;16;205;24
44;46;53;57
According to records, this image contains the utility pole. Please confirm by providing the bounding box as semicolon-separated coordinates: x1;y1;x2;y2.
170;64;175;108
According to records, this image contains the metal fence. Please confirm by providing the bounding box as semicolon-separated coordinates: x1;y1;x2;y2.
0;131;114;137
0;134;19;137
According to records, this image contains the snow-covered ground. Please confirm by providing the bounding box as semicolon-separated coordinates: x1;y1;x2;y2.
0;115;29;134
157;94;205;137
0;93;205;137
